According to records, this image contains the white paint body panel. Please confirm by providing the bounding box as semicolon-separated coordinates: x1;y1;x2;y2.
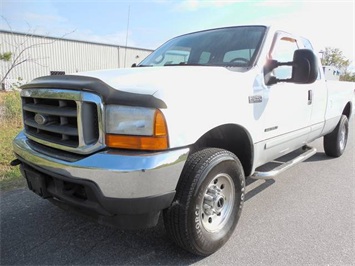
76;27;354;174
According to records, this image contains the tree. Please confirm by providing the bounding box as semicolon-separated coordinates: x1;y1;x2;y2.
321;47;355;82
339;72;355;82
0;52;12;61
1;35;52;87
1;16;74;90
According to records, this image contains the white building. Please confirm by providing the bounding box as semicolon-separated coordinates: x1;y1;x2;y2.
1;30;153;89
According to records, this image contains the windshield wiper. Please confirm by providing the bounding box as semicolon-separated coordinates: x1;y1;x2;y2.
137;64;153;67
164;62;207;66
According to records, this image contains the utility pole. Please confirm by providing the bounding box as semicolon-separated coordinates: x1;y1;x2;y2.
124;5;130;68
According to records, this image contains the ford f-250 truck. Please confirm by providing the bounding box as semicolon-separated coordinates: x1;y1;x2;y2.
12;25;354;256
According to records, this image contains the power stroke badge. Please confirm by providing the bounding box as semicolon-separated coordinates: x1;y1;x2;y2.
248;95;263;104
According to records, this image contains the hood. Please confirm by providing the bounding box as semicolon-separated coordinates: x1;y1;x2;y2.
22;66;246;109
78;66;237;92
77;66;245;107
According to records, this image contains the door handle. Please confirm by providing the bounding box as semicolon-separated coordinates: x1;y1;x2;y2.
308;90;313;105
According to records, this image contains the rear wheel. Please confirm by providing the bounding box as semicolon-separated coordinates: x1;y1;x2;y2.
323;115;349;157
163;148;245;256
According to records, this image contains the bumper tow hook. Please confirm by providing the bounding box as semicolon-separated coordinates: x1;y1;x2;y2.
10;159;21;166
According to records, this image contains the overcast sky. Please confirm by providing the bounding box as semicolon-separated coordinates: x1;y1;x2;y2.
1;0;354;66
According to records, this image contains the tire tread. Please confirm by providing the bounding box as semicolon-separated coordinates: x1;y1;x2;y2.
163;148;241;256
323;115;349;157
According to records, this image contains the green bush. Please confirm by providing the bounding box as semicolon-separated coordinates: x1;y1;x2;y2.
3;91;22;124
0;91;23;188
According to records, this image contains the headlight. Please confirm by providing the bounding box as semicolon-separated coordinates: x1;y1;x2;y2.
105;105;169;150
106;106;155;136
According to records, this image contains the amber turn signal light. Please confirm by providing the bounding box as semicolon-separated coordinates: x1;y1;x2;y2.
106;109;169;150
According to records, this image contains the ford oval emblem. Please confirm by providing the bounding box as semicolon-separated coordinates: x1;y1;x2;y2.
34;114;47;125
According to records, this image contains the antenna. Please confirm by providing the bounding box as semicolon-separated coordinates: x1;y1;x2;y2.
124;5;130;68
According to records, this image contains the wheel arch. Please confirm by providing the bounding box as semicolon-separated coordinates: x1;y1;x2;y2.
190;124;254;177
342;102;352;119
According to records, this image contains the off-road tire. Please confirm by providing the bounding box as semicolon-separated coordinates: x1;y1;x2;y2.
163;148;245;256
323;115;349;157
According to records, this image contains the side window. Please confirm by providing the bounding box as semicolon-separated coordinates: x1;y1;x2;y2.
154;46;190;66
271;37;299;79
302;37;321;80
199;51;211;64
301;37;314;50
223;49;254;63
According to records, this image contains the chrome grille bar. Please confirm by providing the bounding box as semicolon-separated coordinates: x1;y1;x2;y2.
21;88;105;155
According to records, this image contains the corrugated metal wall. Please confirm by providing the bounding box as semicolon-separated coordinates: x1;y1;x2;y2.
0;30;152;84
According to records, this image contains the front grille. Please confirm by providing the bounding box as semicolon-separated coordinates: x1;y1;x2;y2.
21;89;104;155
23;97;80;147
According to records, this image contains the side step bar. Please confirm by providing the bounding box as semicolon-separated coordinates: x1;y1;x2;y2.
252;146;317;179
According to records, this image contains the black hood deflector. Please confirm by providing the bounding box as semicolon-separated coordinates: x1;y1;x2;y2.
21;75;167;109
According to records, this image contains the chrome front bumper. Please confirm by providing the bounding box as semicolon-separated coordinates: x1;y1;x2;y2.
13;131;189;199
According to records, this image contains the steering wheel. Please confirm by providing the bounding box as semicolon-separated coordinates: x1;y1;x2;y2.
154;54;165;64
229;57;250;64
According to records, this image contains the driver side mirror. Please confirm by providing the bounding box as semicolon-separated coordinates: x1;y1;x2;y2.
265;49;318;85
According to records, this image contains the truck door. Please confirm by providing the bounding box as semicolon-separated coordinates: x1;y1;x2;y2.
301;37;327;142
256;33;312;158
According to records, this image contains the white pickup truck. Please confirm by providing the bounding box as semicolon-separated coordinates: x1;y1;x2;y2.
12;25;354;256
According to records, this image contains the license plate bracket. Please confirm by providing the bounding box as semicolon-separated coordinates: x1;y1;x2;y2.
23;166;51;199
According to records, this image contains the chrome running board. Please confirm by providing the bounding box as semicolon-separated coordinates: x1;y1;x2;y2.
252;146;317;179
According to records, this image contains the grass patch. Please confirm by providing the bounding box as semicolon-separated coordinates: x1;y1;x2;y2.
0;91;24;191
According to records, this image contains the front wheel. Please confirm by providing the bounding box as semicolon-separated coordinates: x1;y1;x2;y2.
323;115;349;157
163;148;245;256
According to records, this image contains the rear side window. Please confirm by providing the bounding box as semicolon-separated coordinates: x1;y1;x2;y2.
223;49;255;63
199;51;211;64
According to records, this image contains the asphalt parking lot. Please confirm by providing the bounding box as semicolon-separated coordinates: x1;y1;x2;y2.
1;123;354;265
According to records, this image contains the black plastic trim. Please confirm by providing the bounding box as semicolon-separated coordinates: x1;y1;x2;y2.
21;75;167;108
26;140;85;162
16;157;175;229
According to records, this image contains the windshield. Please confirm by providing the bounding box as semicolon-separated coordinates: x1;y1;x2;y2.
139;26;266;68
